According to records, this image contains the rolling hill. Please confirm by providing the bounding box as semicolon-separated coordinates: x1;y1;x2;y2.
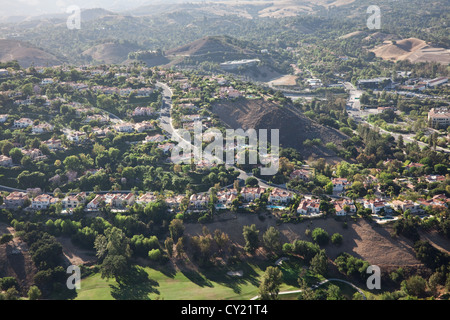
165;36;257;60
212;97;349;162
0;39;62;68
371;38;450;65
82;42;143;65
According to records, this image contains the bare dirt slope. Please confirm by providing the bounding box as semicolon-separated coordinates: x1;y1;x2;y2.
371;38;450;65
56;237;97;267
212;98;348;161
0;39;62;68
184;213;425;268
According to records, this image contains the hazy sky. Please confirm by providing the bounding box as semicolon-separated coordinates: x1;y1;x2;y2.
0;0;177;17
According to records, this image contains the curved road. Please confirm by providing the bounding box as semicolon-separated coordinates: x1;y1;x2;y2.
344;82;450;154
156;81;273;188
250;278;367;300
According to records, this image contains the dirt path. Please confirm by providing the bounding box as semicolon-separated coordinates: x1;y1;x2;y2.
56;237;97;266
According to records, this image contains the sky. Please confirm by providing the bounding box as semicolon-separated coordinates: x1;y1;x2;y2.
0;0;177;18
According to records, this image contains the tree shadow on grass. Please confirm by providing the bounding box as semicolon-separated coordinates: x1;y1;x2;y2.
201;262;262;295
152;259;177;279
110;266;160;300
179;268;214;288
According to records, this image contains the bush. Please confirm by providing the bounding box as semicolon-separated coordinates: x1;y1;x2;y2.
0;233;13;244
401;275;427;297
0;277;18;291
148;249;162;261
312;228;329;245
331;233;343;245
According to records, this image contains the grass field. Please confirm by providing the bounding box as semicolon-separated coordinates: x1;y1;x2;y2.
74;258;310;300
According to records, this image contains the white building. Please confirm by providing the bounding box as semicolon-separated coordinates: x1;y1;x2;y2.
14;118;33;128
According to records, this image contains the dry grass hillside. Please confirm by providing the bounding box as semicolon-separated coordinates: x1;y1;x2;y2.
212;97;348;162
82;42;142;65
371;38;450;64
0;39;61;68
184;213;430;268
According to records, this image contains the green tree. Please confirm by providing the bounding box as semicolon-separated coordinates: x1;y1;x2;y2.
331;233;343;245
243;224;259;253
169;219;185;242
245;176;259;187
310;251;328;276
401;275;427;297
9;148;23;164
94;227;133;282
27;286;42;300
258;266;283;300
312;228;329;245
262;226;282;255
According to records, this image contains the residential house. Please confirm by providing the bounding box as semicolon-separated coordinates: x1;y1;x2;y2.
240;187;266;202
86;195;104;210
44;138;62;150
166;195;185;208
422;175;446;183
136;88;154;97
41;78;54;85
390;199;423;214
268;188;293;204
363;199;391;214
332;178;350;192
62;192;87;209
157;142;176;154
114;123;134;133
31;194;58;210
290;169;312;182
135;192;157;206
66;131;86;143
32;123;53;134
0;155;13;167
134;121;154;133
333;199;357;216
144;134;166;143
0;114;8;123
189;193;209;209
14;118;33;128
215;189;238;208
22;148;47;161
297;199;321;215
132;107;154;117
428;107;450;128
4;192;28;208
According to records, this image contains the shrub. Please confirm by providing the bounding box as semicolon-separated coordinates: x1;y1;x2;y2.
148;249;162;261
331;233;343;245
312;228;329;245
0;277;18;291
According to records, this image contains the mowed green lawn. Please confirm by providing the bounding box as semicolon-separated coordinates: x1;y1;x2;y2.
75;262;303;300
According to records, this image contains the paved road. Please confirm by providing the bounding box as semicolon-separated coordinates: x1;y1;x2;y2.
155;81;273;188
344;82;450;154
250;278;367;300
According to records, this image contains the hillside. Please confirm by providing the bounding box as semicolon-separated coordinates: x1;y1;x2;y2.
82;42;143;65
212;97;349;162
371;38;450;65
166;36;256;61
0;39;62;68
